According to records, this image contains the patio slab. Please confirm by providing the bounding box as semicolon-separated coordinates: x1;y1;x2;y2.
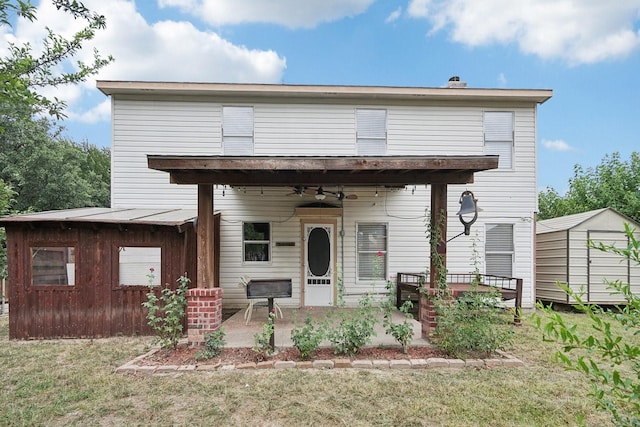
221;306;430;349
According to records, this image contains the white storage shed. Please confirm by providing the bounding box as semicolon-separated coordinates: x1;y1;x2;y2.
536;208;640;304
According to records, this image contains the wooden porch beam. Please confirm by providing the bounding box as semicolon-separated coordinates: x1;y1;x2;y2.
429;183;448;288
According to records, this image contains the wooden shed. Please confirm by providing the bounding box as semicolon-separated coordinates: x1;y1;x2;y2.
0;208;220;339
536;208;640;304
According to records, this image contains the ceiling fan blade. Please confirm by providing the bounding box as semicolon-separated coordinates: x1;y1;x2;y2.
344;194;358;200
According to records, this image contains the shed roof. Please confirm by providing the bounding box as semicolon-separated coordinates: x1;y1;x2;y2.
0;208;198;228
536;208;637;234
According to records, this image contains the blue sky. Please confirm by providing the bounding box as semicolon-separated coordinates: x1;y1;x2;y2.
3;0;640;193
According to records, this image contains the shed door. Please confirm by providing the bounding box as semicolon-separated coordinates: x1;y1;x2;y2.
588;231;629;302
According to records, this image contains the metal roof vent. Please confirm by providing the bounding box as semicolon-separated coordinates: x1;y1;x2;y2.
447;76;467;88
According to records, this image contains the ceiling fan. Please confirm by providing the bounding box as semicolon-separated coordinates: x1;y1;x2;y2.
286;186;358;200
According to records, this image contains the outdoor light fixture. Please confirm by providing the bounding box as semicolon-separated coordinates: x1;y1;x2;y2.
315;187;326;200
456;190;478;236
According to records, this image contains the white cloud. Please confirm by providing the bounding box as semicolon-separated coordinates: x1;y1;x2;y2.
158;0;375;28
385;7;402;24
497;73;507;87
407;0;640;64
10;0;287;124
542;139;575;152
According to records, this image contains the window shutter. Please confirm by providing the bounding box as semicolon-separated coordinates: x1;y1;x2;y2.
357;223;387;279
356;109;386;155
486;224;513;277
223;106;254;155
484;111;513;169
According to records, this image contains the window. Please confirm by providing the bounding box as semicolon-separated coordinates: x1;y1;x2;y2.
357;223;387;280
356;108;386;155
243;222;270;262
31;246;75;286
485;224;514;277
223;106;254;155
484;111;514;169
118;246;161;286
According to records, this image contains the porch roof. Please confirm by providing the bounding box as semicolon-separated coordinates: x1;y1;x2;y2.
147;155;499;186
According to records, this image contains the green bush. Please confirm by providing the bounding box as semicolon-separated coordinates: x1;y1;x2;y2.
291;313;325;360
253;310;276;359
382;278;414;353
141;273;190;350
328;293;377;356
432;287;514;359
196;327;226;360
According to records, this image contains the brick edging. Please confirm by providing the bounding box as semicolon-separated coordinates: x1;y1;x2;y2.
115;350;525;375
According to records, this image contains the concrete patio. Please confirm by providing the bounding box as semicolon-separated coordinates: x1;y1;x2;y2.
221;306;431;349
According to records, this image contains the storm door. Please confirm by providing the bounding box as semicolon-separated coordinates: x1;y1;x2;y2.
303;223;334;306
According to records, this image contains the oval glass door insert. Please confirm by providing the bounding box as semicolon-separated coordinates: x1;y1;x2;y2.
308;227;330;276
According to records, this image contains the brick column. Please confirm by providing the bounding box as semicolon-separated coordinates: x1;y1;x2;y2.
420;288;459;339
187;288;223;347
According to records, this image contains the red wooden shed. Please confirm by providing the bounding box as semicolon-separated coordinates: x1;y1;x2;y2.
0;208;219;339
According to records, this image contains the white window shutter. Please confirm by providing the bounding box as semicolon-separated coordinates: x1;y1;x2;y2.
223;106;254;155
484;111;513;169
356;109;386;155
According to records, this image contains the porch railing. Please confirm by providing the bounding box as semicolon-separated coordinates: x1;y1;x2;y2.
395;272;523;323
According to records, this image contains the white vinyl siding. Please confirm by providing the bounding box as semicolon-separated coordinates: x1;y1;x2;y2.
357;223;388;280
486;224;514;277
356;109;386;155
223;106;254;155
118;246;161;286
484;111;513;169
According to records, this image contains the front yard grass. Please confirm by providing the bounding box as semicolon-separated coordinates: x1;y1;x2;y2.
0;312;615;426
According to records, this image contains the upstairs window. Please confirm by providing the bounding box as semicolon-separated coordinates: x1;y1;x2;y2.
484;111;514;169
485;224;514;277
357;223;387;280
243;222;270;262
356;108;387;155
223;106;254;155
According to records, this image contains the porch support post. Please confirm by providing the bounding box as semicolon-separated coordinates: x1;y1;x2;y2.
421;183;448;339
197;184;216;289
429;183;447;288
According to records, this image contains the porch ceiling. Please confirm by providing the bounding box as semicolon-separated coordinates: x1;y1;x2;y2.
147;155;499;186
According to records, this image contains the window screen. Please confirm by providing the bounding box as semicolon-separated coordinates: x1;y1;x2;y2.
357;223;387;280
31;246;75;286
223;106;254;155
356;109;386;155
484;111;513;169
485;223;514;277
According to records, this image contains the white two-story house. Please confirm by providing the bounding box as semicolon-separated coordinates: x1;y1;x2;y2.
97;78;551;314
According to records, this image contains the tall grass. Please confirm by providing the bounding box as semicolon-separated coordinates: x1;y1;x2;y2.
0;313;616;426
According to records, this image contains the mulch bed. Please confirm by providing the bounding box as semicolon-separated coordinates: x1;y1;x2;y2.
140;344;448;366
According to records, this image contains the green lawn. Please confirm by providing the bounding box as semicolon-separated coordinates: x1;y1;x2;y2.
0;312;617;426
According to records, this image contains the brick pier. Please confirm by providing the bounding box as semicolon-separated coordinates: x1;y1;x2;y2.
186;288;223;347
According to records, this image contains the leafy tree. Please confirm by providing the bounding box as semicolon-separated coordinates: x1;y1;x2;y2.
539;152;640;223
0;110;110;211
0;0;113;118
0;178;16;277
535;224;640;426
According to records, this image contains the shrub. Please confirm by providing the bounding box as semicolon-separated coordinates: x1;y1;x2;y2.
328;293;377;356
142;273;190;350
535;223;640;427
195;327;226;360
253;310;276;359
432;287;514;359
382;278;414;353
291;313;325;360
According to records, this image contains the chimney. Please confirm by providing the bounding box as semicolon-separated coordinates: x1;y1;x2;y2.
447;76;467;88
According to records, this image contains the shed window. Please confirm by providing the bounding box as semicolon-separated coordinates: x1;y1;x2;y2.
485;224;514;277
484;111;513;169
31;246;75;286
119;246;161;286
243;222;270;262
357;223;387;280
356;109;387;155
223;106;254;155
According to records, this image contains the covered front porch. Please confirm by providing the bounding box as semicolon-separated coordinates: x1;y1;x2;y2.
147;155;499;346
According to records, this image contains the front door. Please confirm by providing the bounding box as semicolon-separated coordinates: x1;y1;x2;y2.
304;223;334;306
